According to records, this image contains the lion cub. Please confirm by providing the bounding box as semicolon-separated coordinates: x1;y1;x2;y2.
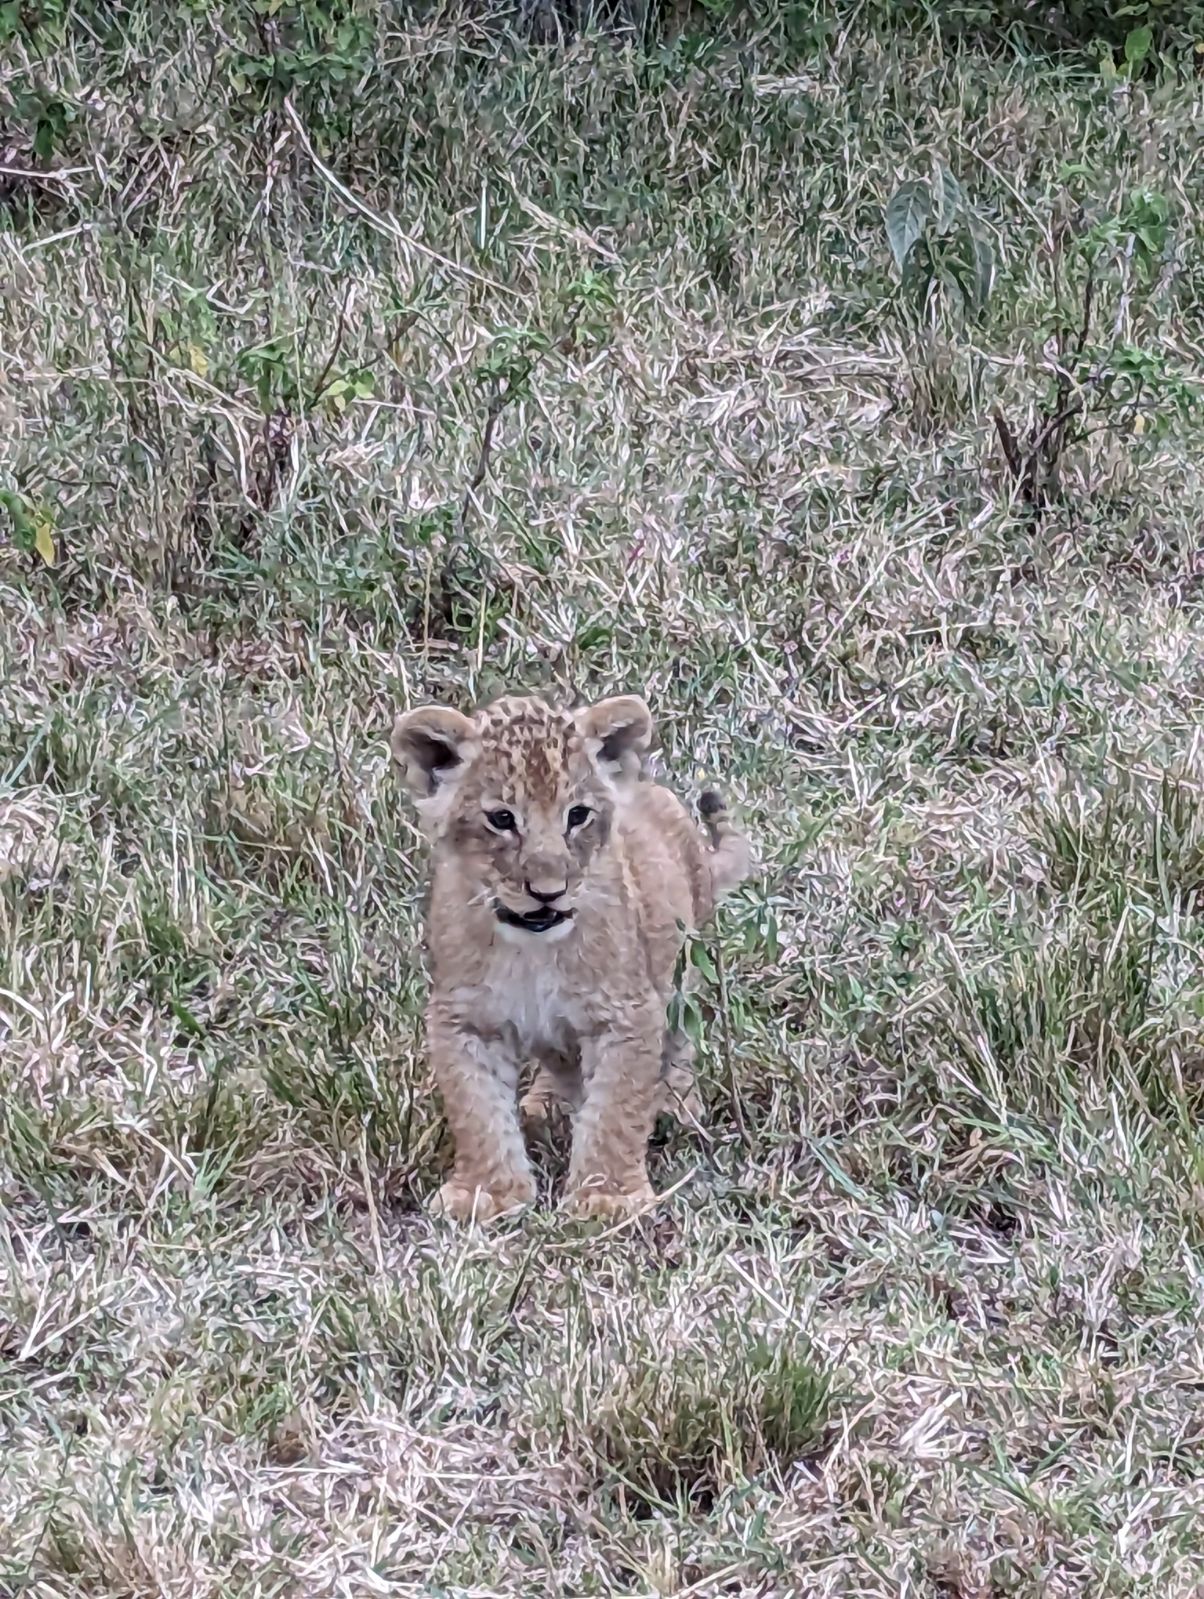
391;693;751;1222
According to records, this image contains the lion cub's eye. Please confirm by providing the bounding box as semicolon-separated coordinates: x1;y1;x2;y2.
485;808;517;833
566;804;592;830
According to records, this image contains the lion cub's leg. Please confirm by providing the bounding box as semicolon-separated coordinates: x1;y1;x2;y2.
564;1010;663;1220
520;1047;583;1135
428;1008;535;1224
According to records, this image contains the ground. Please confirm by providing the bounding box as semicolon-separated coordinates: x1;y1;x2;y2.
3;7;1204;1596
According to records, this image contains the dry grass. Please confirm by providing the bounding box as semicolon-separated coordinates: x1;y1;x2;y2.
4;5;1204;1595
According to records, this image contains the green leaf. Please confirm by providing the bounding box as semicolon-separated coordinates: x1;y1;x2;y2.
689;940;718;983
33;118;55;161
0;487;57;564
0;487;34;551
33;511;56;565
668;988;705;1046
751;910;780;963
967;226;996;312
575;621;612;652
884;180;931;272
32;98;70;162
933;164;965;234
1125;24;1153;67
167;995;204;1039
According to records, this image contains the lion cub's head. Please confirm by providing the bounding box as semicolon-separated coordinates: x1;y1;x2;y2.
391;693;651;941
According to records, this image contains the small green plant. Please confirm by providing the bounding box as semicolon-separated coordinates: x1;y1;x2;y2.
1117;20;1154;76
884;164;996;319
0;487;56;564
29;94;75;161
994;188;1197;513
1093;14;1174;81
228;0;375;115
0;0;68;45
1095;187;1172;286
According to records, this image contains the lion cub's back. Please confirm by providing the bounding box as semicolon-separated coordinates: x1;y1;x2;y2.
619;781;717;929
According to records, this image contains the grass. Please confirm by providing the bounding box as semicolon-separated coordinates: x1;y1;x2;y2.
4;2;1204;1593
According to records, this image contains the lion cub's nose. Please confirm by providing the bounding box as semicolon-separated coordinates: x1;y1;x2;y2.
525;879;568;904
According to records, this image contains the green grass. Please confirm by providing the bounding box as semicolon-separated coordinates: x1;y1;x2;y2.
4;3;1204;1593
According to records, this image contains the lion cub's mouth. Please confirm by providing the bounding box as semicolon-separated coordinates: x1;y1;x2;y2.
494;902;573;935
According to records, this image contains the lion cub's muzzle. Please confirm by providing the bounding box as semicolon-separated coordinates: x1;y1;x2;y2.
493;865;578;935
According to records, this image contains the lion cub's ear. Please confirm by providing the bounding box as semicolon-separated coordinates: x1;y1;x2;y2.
391;706;477;800
575;695;653;783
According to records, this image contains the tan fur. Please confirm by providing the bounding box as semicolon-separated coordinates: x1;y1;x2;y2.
391;693;752;1223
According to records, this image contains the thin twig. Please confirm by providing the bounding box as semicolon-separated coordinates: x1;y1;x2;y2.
0;162;91;181
309;280;356;409
1027;371;1104;461
458;380;511;534
992;410;1024;484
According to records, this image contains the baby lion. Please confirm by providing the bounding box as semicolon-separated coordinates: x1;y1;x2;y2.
391;693;751;1222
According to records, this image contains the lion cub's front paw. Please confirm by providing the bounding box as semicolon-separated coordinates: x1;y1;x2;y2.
561;1182;657;1223
431;1176;535;1224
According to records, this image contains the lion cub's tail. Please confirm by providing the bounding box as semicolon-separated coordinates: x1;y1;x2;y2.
698;790;753;900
